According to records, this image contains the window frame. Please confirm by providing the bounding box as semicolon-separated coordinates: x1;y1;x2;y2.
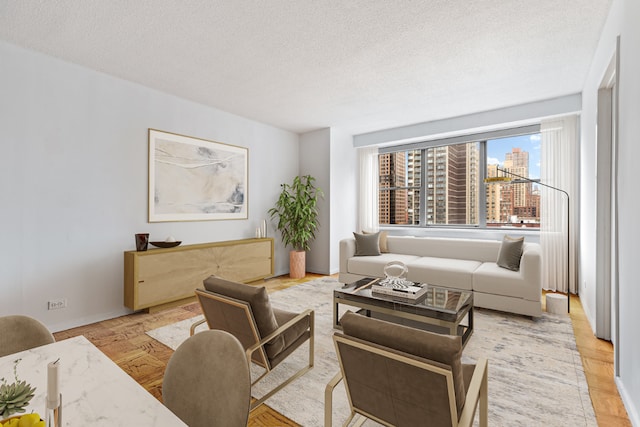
377;125;541;229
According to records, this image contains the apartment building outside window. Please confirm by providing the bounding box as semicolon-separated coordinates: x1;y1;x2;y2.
379;150;420;225
378;129;542;229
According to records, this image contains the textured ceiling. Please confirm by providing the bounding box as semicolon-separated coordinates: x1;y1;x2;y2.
0;0;612;135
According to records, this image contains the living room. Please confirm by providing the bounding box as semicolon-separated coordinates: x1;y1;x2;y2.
1;1;638;426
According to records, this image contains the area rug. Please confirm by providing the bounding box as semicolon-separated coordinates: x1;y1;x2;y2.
147;277;596;426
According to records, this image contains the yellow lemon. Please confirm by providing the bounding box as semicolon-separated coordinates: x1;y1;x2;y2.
18;414;40;427
5;418;20;427
30;422;44;427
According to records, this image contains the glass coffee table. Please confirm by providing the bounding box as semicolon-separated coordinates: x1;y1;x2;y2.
334;277;474;348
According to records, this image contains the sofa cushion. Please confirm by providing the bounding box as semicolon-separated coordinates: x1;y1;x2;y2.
496;235;524;271
406;257;480;290
473;262;540;301
387;236;501;262
340;311;467;417
348;253;421;278
353;232;381;256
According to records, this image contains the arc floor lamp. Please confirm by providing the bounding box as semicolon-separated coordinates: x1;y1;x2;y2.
485;167;570;313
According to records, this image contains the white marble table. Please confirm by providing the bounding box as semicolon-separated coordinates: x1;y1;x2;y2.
0;335;186;426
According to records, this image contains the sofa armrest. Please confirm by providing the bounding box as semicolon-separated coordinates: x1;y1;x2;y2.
519;243;542;295
339;238;356;273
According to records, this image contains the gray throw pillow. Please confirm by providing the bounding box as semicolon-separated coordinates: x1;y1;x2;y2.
353;232;381;256
362;230;389;253
496;235;524;271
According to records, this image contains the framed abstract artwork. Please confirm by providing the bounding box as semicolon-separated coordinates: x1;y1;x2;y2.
148;129;248;222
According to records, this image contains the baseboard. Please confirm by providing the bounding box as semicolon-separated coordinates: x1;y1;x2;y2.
615;376;639;426
48;308;131;333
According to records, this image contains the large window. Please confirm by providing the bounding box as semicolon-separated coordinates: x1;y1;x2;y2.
379;150;421;225
486;134;541;228
378;129;542;228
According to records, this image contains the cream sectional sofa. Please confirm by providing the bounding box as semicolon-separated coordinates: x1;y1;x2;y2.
339;235;542;317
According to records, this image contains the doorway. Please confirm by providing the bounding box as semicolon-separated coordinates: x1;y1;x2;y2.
594;37;620;370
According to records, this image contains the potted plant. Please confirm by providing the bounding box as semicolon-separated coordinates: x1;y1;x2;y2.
0;359;36;418
268;175;324;279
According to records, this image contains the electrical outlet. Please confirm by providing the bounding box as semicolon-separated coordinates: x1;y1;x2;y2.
48;298;67;310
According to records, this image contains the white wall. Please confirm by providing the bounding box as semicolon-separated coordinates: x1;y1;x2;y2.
581;0;640;423
299;127;358;275
579;0;622;336
354;95;581;147
329;128;357;273
0;41;300;332
614;0;640;422
299;128;331;274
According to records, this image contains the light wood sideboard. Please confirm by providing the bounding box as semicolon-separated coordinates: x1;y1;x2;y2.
124;238;274;312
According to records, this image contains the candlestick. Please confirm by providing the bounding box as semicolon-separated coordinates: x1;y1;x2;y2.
47;360;59;408
46;359;61;427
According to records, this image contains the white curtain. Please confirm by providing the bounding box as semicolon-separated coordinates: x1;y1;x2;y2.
540;115;579;293
358;146;379;232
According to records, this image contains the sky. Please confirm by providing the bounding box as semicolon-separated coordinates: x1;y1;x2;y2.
486;133;541;179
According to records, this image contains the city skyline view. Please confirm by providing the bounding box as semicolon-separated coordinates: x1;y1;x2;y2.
487;134;541;180
379;132;543;227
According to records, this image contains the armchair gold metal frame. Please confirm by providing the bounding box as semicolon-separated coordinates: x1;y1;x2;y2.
325;333;488;427
193;288;314;410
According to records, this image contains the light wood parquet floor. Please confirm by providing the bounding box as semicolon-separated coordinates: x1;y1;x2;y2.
567;294;631;426
53;274;630;426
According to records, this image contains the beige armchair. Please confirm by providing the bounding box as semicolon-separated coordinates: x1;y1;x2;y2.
0;315;55;357
163;329;251;427
325;311;488;427
192;275;314;410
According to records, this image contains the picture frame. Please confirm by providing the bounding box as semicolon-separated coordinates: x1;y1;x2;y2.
148;129;248;222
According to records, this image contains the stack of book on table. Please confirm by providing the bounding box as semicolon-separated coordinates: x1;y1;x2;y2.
371;279;428;300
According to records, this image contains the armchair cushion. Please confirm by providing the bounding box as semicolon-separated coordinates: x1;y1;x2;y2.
272;308;311;349
270;308;312;366
462;363;476;393
203;276;284;356
340;311;466;416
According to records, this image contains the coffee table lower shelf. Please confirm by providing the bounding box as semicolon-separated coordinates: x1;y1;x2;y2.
334;284;473;348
